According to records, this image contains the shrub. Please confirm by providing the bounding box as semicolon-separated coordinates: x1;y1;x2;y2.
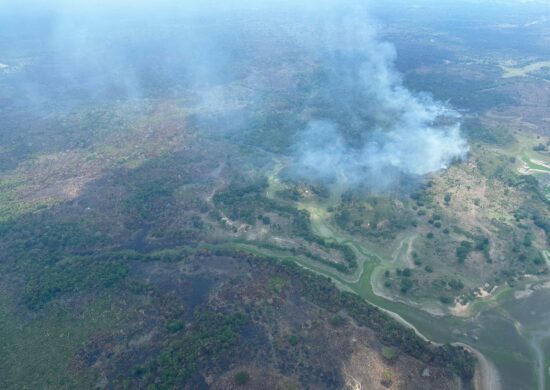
234;371;250;385
382;346;397;360
166;320;184;333
330;315;346;327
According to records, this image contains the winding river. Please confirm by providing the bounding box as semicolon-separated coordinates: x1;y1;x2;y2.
256;161;550;390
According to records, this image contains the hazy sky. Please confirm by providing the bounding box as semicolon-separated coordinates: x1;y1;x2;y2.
0;0;542;192
1;0;549;10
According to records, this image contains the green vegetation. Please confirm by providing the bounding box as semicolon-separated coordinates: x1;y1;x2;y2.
214;177;271;225
265;253;476;379
382;346;397;360
124;178;177;219
268;277;287;294
521;151;550;173
405;74;513;112
23;255;128;310
3;8;550;389
166;320;185;333
0;179;54;222
234;371;250;385
456;241;473;263
0;295;128;389
137;310;247;389
215;178;358;272
330;315;346;327
334;195;415;242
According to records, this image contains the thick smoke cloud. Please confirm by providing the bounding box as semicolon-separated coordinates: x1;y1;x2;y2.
0;1;260;108
0;0;468;191
292;7;468;190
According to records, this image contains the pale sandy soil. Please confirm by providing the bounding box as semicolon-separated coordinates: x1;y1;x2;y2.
500;61;550;78
453;343;502;390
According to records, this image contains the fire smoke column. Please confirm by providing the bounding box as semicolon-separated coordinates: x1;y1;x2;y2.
294;3;468;190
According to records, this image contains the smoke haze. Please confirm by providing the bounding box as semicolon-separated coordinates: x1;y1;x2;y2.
289;6;468;190
0;0;468;190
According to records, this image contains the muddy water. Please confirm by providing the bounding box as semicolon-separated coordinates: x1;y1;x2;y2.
267;168;549;389
504;284;550;390
243;220;550;389
376;278;550;390
304;220;549;389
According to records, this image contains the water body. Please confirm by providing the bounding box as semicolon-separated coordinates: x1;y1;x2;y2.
236;164;550;389
296;205;547;389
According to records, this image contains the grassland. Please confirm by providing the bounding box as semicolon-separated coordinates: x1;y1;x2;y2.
521;152;550;173
0;294;129;389
500;61;550;79
2;5;550;389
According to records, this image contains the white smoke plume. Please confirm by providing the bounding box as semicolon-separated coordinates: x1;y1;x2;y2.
0;0;468;190
293;6;469;190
